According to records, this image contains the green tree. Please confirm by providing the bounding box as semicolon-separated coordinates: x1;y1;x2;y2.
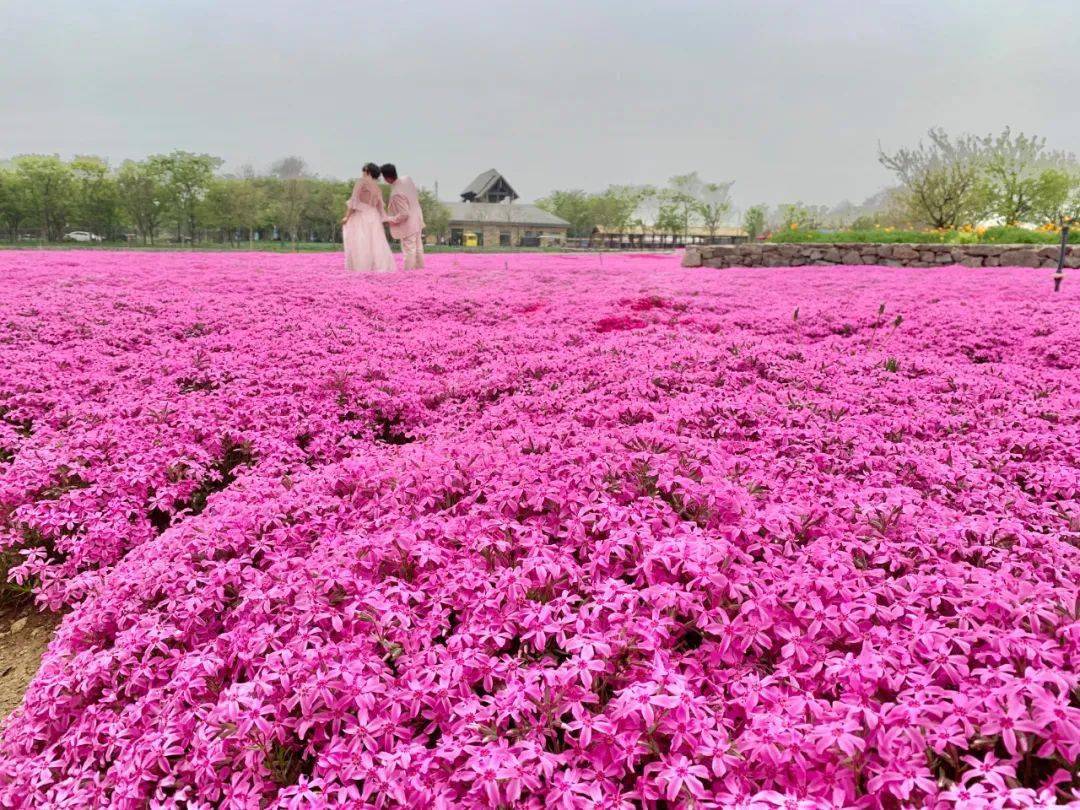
234;178;269;244
204;178;245;245
303;178;347;243
629;186;661;234
846;187;912;229
419;187;451;243
117;159;169;244
151;150;223;242
14;154;73;241
695;181;734;238
204;176;274;245
71;155;121;240
535;189;596;238
591;185;643;234
667;173;703;238
879;128;989;228
774;202;827;231
0;166;30;242
743;204;766;240
1032;168;1080;227
662;174;737;239
269;156;311;248
656;201;683;238
980;128;1078;225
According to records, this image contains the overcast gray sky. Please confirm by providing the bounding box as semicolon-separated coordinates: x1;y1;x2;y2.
3;0;1078;208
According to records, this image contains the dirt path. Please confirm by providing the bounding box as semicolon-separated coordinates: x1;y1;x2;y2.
0;603;58;721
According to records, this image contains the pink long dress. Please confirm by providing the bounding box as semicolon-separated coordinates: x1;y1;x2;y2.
343;175;395;272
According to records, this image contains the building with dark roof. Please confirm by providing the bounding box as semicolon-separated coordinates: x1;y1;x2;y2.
459;169;519;203
437;170;569;247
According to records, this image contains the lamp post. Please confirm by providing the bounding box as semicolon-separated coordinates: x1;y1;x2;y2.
1054;223;1070;292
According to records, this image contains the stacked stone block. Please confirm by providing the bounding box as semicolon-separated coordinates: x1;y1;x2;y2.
682;243;1079;269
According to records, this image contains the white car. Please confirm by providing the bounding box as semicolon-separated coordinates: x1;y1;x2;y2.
64;231;103;243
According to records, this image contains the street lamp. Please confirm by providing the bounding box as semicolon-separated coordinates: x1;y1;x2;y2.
1054;222;1070;293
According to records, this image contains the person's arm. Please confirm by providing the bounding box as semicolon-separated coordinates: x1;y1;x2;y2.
385;193;409;225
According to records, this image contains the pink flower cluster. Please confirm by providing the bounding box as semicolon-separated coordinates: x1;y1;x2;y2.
0;251;1077;808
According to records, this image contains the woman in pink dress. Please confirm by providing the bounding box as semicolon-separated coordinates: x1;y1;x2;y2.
341;163;395;272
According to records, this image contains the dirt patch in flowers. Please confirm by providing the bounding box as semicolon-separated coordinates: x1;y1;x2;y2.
0;604;57;721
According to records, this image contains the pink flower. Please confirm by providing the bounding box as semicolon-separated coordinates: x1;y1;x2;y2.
0;252;1077;807
648;754;709;802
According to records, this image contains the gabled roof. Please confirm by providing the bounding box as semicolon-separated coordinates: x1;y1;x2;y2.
461;169;518;202
444;202;570;228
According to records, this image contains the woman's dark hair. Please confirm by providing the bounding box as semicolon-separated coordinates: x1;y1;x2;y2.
363;162;381;180
379;163;398;182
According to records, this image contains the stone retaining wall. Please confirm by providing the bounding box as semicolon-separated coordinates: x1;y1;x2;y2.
683;243;1079;269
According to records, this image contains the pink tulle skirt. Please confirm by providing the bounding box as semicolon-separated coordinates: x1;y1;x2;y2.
343;205;395;273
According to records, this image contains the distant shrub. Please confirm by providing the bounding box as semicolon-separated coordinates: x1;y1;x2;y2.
979;225;1076;244
769;229;949;244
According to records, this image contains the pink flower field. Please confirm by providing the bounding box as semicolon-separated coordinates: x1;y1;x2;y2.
0;250;1077;808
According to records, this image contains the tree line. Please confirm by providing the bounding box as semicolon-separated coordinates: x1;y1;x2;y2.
878;127;1080;230
737;129;1080;238
532;174;896;243
536;128;1080;243
6;130;1076;248
535;173;735;240
0;151;450;246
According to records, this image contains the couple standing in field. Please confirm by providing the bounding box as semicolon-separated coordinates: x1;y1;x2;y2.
341;163;425;272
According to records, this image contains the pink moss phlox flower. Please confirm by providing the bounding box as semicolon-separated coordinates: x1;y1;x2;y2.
0;252;1076;806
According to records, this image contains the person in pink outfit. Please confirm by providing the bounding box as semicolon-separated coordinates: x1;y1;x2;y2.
341;163;395;272
381;163;425;270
